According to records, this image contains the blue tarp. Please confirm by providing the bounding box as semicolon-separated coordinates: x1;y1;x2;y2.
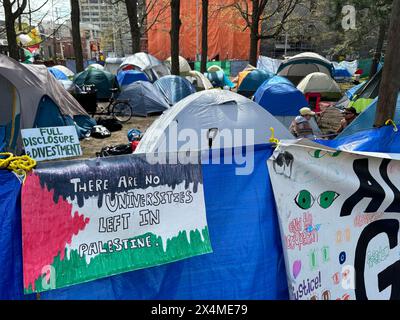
117;70;149;88
48;67;69;81
0;170;34;300
254;81;308;116
333;67;352;80
316;125;400;153
337;93;400;138
1;145;289;300
345;82;366;100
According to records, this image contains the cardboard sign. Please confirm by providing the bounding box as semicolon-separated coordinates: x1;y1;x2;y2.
21;126;82;161
268;142;400;300
22;154;212;293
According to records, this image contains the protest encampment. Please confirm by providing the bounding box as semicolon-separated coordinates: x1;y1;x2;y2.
1;0;400;308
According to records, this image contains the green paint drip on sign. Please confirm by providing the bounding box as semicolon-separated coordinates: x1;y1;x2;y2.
25;227;212;293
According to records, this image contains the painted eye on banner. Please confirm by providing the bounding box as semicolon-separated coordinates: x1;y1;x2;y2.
309;150;328;159
294;190;315;210
318;191;339;209
309;150;342;158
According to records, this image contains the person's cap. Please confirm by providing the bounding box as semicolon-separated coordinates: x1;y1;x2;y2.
300;107;316;116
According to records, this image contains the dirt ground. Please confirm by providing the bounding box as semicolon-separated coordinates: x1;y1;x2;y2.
79;110;159;159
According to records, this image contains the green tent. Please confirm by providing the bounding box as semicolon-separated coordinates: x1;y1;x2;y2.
73;68;118;99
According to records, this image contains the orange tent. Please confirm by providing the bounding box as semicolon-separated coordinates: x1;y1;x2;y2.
148;0;251;61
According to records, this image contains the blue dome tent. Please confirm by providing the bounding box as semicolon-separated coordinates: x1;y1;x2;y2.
154;75;196;105
117;70;149;89
48;67;69;80
254;78;308;128
237;69;274;98
118;81;169;116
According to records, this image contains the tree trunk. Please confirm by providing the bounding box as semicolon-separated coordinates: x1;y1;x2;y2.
374;0;400;127
125;0;141;53
200;0;208;73
3;0;20;60
370;22;387;79
70;0;84;73
170;0;181;75
249;0;260;67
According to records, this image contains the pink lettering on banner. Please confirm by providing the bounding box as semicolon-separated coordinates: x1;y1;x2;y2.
354;213;384;228
286;213;319;250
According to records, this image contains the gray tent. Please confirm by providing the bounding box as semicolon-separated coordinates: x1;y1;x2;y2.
118;52;170;82
0;54;88;153
118;81;169;117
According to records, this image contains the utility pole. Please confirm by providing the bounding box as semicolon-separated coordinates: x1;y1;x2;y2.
374;0;400;127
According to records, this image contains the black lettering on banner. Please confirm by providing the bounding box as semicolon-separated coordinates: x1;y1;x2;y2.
380;159;400;213
355;219;400;300
341;159;386;217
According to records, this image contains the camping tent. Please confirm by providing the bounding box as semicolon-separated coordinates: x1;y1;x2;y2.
257;56;282;74
334;81;367;111
118;81;169;117
205;70;235;88
348;68;382;113
104;57;124;75
337;94;400;138
207;65;223;73
154;75;196;105
254;79;308;128
186;70;213;91
119;52;170;82
86;63;105;71
53;65;74;78
73;68;118;100
0;54;90;153
333;66;352;81
237;69;274;97
117;70;149;88
48;67;69;80
135;89;294;153
236;65;256;88
297;72;341;99
165;56;192;75
277;52;334;85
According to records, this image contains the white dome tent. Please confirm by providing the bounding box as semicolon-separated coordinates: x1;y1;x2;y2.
135;90;294;154
165;56;192;75
297;72;341;99
119;52;170;82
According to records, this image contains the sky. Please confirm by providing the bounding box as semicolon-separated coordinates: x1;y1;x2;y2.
0;0;71;23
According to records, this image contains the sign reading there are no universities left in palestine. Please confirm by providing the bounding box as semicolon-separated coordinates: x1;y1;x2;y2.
22;154;212;293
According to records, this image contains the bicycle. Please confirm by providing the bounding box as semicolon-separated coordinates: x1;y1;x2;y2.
77;86;133;123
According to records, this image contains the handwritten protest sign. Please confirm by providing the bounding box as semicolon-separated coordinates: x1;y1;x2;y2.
21;126;81;161
268;142;400;300
22;154;211;293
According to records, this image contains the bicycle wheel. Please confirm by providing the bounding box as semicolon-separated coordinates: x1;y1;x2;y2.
112;102;132;123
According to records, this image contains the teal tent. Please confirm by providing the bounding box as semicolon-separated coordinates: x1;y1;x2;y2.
237;69;274;98
73;68;118;100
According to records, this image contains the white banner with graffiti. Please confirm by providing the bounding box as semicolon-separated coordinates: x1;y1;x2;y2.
267;141;400;300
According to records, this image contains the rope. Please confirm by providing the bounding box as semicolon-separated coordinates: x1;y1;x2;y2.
385;119;398;132
0;153;36;182
269;127;280;146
